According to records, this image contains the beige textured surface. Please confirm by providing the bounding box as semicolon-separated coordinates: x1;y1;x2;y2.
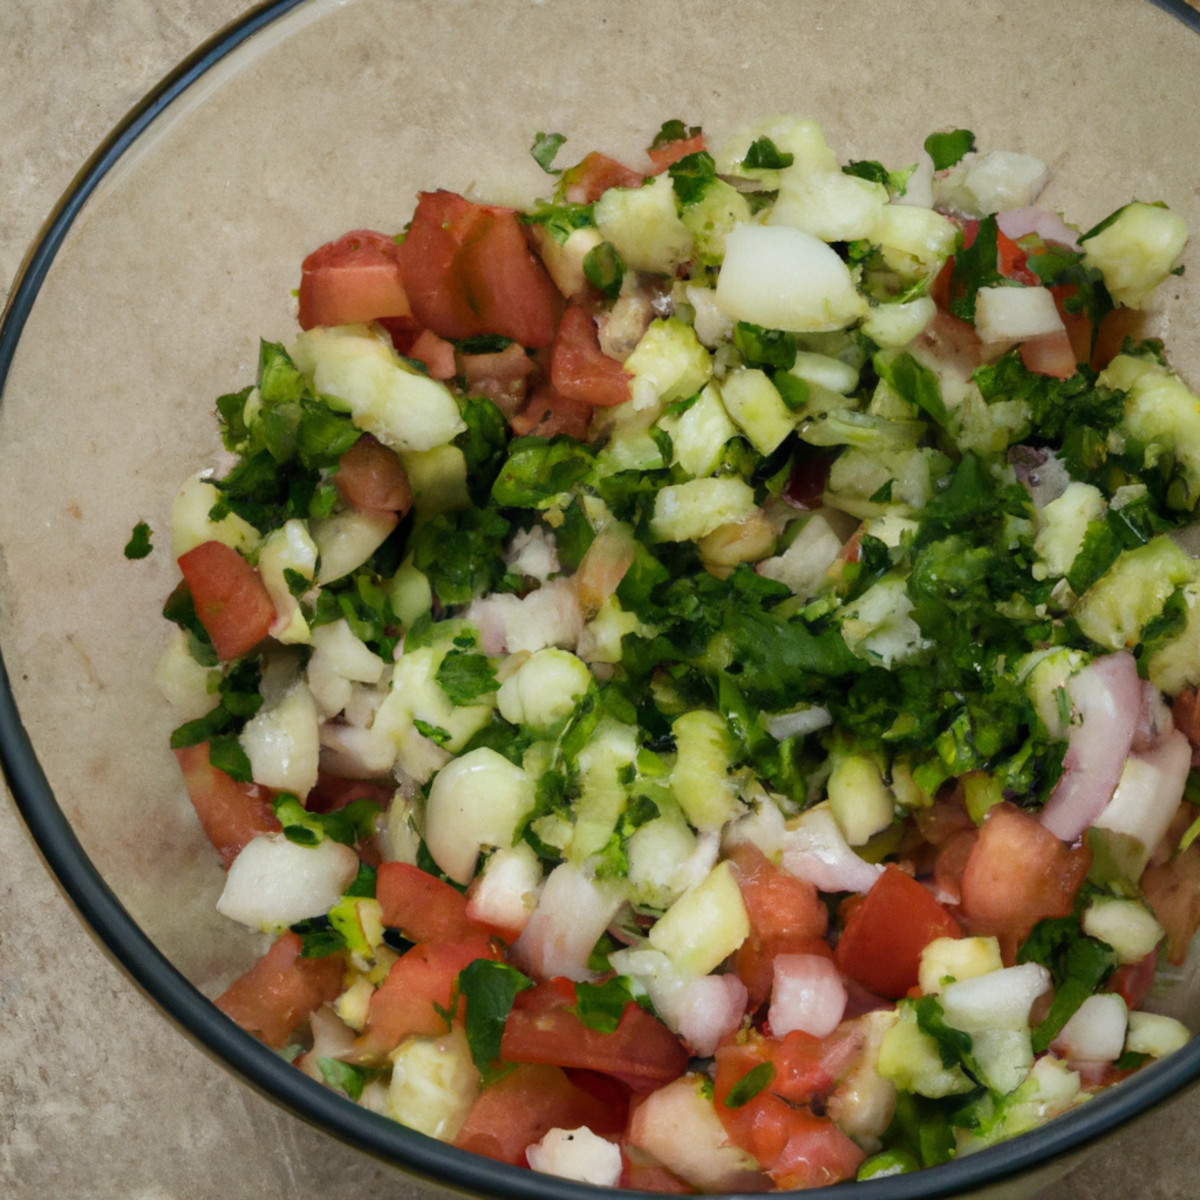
2;2;1200;1198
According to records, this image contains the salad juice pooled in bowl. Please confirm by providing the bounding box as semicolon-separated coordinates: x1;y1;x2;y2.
155;114;1197;1190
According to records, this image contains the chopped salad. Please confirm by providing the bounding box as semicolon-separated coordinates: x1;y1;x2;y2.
155;115;1200;1190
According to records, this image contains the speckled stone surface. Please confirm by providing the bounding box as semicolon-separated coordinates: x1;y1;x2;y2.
3;3;1200;1199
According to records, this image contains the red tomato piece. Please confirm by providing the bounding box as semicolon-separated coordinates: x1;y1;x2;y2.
562;151;647;204
215;931;343;1049
834;864;961;999
647;133;707;172
500;979;689;1092
550;303;632;408
459;341;536;418
406;328;457;380
712;1040;797;1168
1020;328;1078;380
1142;841;1200;965
358;934;498;1055
173;742;280;868
455;1062;623;1165
959;802;1091;952
767;1109;867;1191
510;385;594;442
766;1026;864;1105
396;191;563;347
332;435;412;515
376;861;479;943
177;540;275;661
297;229;410;331
1108;949;1159;1010
995;228;1040;286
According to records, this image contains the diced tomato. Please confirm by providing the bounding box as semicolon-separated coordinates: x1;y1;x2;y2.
550;303;633;408
1049;282;1093;365
834;864;961;999
357;934;498;1055
376;861;479;943
932;828;979;907
406;328;457;380
1020;328;1079;379
173;742;280;868
1091;304;1145;372
647;133;707;173
995;228;1040;286
454;1062;623;1165
1108;949;1159;1009
1172;687;1200;751
297;229;410;331
458;341;536;417
332;435;412;515
177;540;275;661
767;1109;867;1191
1143;841;1200;965
215;931;343;1048
562;151;647;204
766;1026;865;1104
729;843;830;1009
959;802;1091;953
304;770;396;815
396;191;563;347
500;978;689;1092
510;384;594;441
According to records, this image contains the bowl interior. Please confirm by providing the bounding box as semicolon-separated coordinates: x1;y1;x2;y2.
3;1;1200;1197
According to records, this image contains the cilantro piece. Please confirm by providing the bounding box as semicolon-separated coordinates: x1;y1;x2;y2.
457;335;514;355
458;959;533;1083
554;496;596;573
521;199;595;244
651;120;701;151
531;131;567;174
857;1149;920;1179
924;128;976;171
124;521;153;559
1017;916;1119;1052
873;350;948;426
743;136;793;170
162;581;218;666
668;150;717;206
206;734;253;782
912;995;979;1077
723;1061;776;1109
455;395;511;505
583;241;626;300
732;322;797;371
410;506;512;607
317;1057;381;1101
414;719;452;747
289;915;346;958
571;976;639;1033
168;657;263;760
879;1091;961;1168
491;437;595;509
437;649;501;706
948;214;1004;323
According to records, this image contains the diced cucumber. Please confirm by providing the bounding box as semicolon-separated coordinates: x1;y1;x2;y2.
399;444;470;516
649;476;758;543
257;518;318;644
680;178;751;265
647;861;749;975
496;647;592;734
389;1028;479;1141
861;296;937;349
839;574;931;668
657;382;738;478
757;510;846;599
1081;201;1188;309
1125;1011;1192;1059
877;1003;975;1098
719;367;798;455
311;507;397;585
1034;481;1106;581
918;936;1004;994
873;204;959;285
171;472;261;557
826;753;894;846
388;556;433;626
621;317;713;418
1147;578;1200;695
768;165;886;243
1072;535;1197;651
1081;896;1165;965
669;710;739;831
593;174;693;275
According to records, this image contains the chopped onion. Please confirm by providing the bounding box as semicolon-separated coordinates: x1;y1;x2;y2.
768;954;848;1038
975;285;1064;344
527;1128;623;1187
780;804;885;894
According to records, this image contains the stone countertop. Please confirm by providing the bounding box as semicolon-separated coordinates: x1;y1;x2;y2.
1;3;1199;1198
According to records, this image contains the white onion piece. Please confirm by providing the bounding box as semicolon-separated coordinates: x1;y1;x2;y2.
1040;652;1143;841
662;973;750;1058
996;207;1081;251
940;963;1051;1032
1052;993;1128;1063
780;804;885;894
466;577;583;655
512;862;625;982
464;843;543;940
1093;728;1192;870
764;705;833;741
896;150;935;210
217;833;359;929
768;954;848;1038
715;223;867;333
527;1128;623;1187
975;286;1065;343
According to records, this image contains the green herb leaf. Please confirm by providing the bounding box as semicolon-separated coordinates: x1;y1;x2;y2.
668;151;717;206
571;976;638;1034
458;959;533;1083
124;521;153;559
317;1057;380;1101
723;1061;776;1108
583;241;626;300
531;131;567;174
924;128;976;171
436;649;500;706
743;136;793;170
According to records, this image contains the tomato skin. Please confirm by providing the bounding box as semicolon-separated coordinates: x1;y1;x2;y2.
562;151;647;204
1109;949;1159;1009
298;229;410;331
834;864;961;999
173;742;280;867
1143;840;1200;965
358;934;499;1056
550;303;632;408
500;978;689;1092
960;802;1091;953
376;861;479;943
647;133;707;173
767;1110;866;1191
177;540;275;661
215;931;344;1048
396;191;563;347
454;1062;622;1165
332;435;412;515
510;385;594;441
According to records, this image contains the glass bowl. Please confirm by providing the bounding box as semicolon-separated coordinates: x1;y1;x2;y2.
3;1;1200;1197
